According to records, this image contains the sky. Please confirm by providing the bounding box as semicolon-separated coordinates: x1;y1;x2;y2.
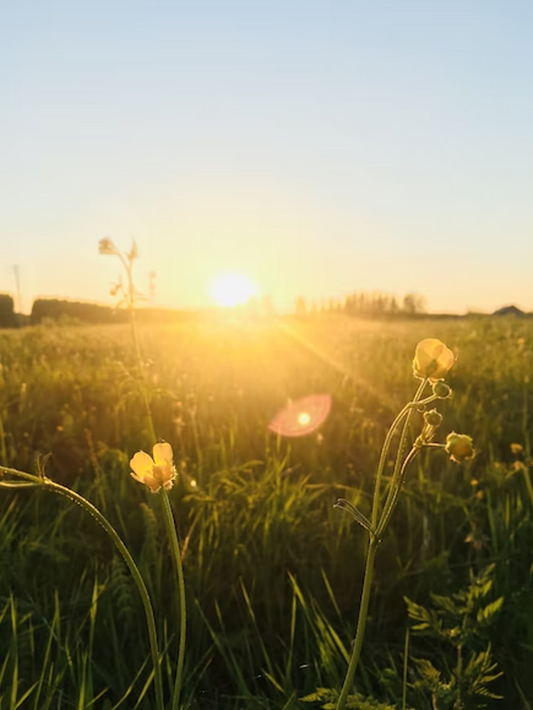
1;0;532;315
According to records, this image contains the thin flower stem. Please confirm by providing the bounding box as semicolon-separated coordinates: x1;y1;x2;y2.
376;379;428;529
0;467;165;710
376;447;419;538
402;627;410;710
337;379;428;710
370;379;428;530
335;537;378;710
115;247;157;444
161;488;187;710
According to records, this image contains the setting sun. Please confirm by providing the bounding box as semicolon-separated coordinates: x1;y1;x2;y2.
209;272;259;308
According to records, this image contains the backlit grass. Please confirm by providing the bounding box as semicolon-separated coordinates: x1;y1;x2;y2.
0;315;532;708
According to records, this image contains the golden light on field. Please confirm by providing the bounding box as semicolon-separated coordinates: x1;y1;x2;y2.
209;272;259;308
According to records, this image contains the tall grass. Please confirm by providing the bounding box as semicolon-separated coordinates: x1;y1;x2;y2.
0;315;532;707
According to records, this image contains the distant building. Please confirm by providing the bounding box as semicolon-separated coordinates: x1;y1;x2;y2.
492;305;525;317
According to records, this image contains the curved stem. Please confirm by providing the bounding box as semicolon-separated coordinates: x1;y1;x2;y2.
376;379;427;530
371;379;428;530
335;537;378;710
0;467;165;710
337;379;429;709
376;447;419;538
161;488;187;710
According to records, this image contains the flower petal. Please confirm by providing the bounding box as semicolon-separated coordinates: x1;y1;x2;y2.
130;451;155;480
153;442;173;467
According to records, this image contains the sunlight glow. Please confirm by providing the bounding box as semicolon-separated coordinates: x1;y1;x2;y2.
268;394;332;437
209;272;258;308
297;412;311;426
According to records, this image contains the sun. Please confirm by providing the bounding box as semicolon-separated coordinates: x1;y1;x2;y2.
209;272;259;308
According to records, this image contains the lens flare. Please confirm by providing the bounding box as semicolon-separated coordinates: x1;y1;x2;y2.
268;394;332;437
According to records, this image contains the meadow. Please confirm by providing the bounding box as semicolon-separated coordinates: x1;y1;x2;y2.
0;314;532;709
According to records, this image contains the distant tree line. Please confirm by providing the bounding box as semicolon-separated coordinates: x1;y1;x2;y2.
294;291;427;318
0;291;427;327
0;295;16;327
29;299;206;325
0;295;207;327
30;299;128;324
0;292;529;328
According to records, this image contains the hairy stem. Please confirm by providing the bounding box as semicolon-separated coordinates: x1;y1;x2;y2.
335;537;378;710
337;379;428;709
371;379;428;530
161;488;187;710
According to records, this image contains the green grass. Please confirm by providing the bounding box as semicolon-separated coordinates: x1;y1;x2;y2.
0;314;532;708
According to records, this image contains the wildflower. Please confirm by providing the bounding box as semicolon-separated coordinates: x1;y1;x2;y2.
98;237;118;256
413;339;455;381
130;442;177;493
445;433;475;463
510;443;523;456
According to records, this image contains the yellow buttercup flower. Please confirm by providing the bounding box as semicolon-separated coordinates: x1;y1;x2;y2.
413;338;455;381
130;442;177;493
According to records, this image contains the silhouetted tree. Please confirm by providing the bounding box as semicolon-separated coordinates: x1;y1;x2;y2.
0;295;15;327
402;293;426;315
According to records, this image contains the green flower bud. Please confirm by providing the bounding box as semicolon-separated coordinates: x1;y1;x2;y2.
445;433;475;463
424;409;443;427
432;381;452;399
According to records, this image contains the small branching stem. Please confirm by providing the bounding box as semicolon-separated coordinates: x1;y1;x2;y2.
376;447;419;538
114;245;156;444
336;379;428;710
371;379;428;530
378;379;428;527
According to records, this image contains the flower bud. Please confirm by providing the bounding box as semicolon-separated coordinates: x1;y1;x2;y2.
424;409;443;427
432;381;452;399
445;433;475;463
413;339;455;381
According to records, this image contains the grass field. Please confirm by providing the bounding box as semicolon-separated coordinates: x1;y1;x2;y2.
1;314;532;709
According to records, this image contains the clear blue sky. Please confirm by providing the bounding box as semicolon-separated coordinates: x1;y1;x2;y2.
1;0;532;314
